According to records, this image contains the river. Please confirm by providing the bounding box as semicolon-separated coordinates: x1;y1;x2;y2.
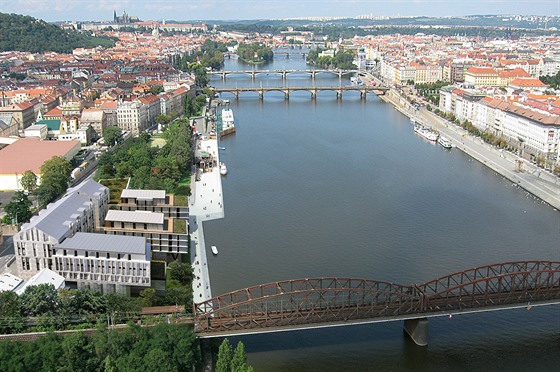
203;51;560;371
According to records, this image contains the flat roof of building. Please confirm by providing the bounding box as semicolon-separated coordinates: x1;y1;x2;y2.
121;189;166;200
105;209;164;224
56;232;147;254
0;137;80;174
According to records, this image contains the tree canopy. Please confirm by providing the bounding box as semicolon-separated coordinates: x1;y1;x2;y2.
0;324;200;372
1;191;32;225
103;126;124;147
216;339;254;372
0;13;115;53
96;120;193;195
36;155;73;207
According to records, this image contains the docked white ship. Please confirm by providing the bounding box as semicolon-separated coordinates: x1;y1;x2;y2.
220;108;236;137
438;136;453;149
414;124;438;142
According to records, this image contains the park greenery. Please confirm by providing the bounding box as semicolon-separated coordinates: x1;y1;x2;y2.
95;120;193;195
306;48;356;69
0;260;193;335
236;42;274;64
172;39;229;71
0;323;200;372
0;13;116;53
414;80;450;105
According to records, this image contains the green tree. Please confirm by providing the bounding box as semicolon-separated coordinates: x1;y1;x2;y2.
149;85;164;95
67;289;107;315
20;170;38;193
19;283;60;316
168;261;194;285
2;190;32;225
103;126;124;147
0;291;20;317
59;332;99;372
138;288;157;307
40;155;72;194
231;341;249;372
216;338;233;372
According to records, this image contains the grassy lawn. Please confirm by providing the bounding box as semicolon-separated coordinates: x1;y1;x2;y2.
173;194;188;206
99;178;129;204
150;136;167;148
173;219;187;234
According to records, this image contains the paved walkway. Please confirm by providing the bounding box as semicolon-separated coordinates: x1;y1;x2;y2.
378;88;560;210
189;137;225;304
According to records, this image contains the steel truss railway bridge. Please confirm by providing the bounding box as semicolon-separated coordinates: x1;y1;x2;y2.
194;261;560;345
212;85;389;100
209;69;355;80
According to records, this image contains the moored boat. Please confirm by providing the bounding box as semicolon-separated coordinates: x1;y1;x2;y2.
414;124;438;142
211;246;218;255
438;136;453;149
220;163;228;175
220;108;236;137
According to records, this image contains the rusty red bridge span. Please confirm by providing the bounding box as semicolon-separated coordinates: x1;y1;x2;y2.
194;261;560;345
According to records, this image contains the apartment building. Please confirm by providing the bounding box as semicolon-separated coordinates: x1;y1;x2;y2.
14;180;110;279
65;179;110;229
117;101;148;134
104;210;188;260
14;193;96;279
440;89;560;163
116;189;188;219
53;232;150;294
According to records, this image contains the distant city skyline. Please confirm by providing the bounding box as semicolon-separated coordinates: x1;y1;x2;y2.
1;0;559;22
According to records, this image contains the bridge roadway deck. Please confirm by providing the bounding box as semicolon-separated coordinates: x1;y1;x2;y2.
196;300;559;338
209;69;355;78
213;85;389;100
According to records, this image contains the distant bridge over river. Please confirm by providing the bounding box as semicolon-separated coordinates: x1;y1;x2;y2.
212;84;389;100
194;261;560;345
209;69;355;80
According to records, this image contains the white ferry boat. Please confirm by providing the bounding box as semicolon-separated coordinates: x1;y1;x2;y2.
220;108;236;137
211;246;218;255
220;163;228;175
414;124;438;142
438;136;453;149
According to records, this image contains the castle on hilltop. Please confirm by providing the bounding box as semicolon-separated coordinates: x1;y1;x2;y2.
113;10;140;24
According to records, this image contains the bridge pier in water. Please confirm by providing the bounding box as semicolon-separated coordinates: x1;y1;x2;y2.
403;318;429;346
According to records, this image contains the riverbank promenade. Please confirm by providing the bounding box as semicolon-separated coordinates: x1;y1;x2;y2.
376;85;560;210
189;137;225;303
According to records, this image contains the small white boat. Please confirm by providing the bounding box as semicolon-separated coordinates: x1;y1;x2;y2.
211;246;218;255
220;163;228;175
438;136;453;149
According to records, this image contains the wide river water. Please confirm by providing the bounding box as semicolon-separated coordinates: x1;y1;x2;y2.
204;51;560;371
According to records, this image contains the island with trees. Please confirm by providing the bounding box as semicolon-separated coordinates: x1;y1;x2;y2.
236;42;274;64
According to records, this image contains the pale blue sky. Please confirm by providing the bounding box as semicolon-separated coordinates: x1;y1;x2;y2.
1;0;558;22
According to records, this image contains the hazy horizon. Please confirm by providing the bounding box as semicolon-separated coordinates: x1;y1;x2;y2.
1;0;559;23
